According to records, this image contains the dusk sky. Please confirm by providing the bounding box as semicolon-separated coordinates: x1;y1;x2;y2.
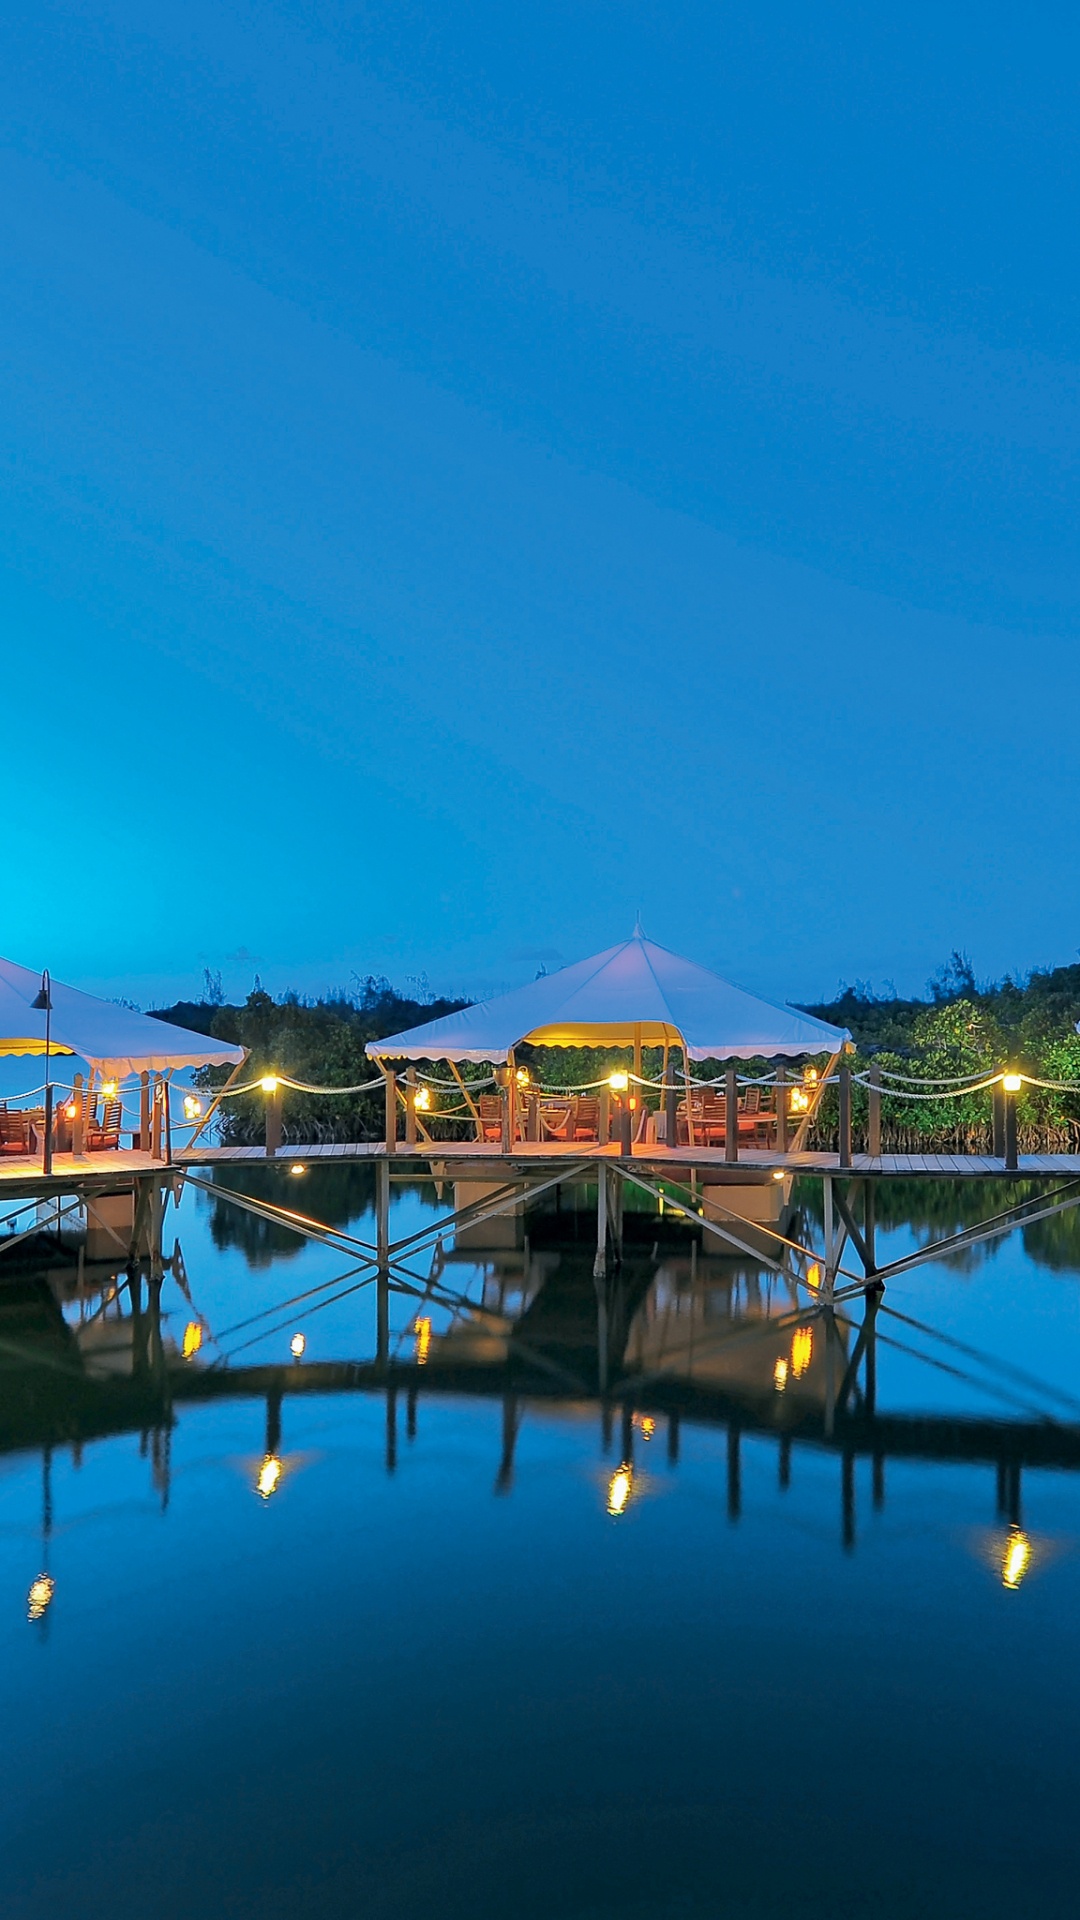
5;3;1079;1008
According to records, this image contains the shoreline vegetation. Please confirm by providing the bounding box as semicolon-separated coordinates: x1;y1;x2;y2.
148;953;1080;1152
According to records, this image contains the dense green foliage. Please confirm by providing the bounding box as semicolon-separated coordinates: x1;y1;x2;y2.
801;952;1080;1148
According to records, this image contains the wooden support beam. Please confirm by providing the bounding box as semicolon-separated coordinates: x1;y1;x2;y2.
775;1064;788;1155
725;1065;738;1164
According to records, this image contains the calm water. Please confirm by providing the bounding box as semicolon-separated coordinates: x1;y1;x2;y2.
1;1168;1078;1919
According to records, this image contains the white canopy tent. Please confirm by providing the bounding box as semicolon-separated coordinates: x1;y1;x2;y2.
367;932;850;1064
0;957;246;1079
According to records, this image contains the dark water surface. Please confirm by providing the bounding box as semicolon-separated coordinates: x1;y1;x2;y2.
1;1169;1078;1919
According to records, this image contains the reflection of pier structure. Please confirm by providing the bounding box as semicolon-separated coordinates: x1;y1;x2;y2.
1;1219;1077;1554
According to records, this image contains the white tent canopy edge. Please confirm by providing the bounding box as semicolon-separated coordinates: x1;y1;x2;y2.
0;956;247;1079
367;933;850;1065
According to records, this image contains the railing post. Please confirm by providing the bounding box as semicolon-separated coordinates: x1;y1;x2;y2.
265;1081;282;1159
164;1078;173;1166
405;1065;417;1148
151;1075;163;1160
599;1086;610;1146
665;1065;678;1151
618;1093;632;1155
42;1084;53;1178
72;1072;86;1157
775;1065;788;1155
725;1065;738;1164
139;1070;150;1153
1004;1081;1019;1173
992;1082;1006;1158
384;1070;397;1154
838;1061;852;1170
868;1064;881;1159
500;1076;511;1153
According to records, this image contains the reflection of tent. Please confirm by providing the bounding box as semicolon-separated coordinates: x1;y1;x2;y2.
0;958;245;1078
368;931;849;1064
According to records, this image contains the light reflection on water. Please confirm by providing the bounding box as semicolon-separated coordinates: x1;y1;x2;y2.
0;1171;1078;1918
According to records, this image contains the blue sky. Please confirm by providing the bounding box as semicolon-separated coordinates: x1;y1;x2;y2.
3;2;1079;1007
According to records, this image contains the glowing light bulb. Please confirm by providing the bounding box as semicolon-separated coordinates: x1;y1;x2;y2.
1002;1073;1023;1094
515;1068;530;1086
414;1316;432;1364
256;1454;282;1499
182;1321;203;1360
183;1095;202;1120
260;1075;279;1094
607;1463;634;1516
791;1327;814;1379
289;1163;306;1176
772;1169;785;1182
101;1080;117;1099
27;1573;55;1623
1001;1526;1031;1590
290;1332;306;1360
608;1071;629;1093
414;1086;431;1111
65;1103;77;1120
773;1357;789;1392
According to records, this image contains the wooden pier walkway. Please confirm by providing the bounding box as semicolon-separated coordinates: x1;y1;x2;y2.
3;1138;1079;1198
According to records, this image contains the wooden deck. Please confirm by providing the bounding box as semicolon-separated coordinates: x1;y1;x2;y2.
2;1139;1077;1195
1;1139;1078;1200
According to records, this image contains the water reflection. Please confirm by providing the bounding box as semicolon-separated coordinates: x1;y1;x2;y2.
3;1172;1080;1919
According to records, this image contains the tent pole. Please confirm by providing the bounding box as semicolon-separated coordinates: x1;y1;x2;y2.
183;1053;250;1155
680;1034;695;1149
447;1060;481;1136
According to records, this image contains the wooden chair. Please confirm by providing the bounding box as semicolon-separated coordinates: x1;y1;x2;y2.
571;1097;600;1142
86;1100;123;1152
0;1109;31;1155
477;1095;504;1143
741;1085;776;1145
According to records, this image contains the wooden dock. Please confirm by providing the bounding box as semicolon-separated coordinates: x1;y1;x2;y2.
2;1138;1079;1198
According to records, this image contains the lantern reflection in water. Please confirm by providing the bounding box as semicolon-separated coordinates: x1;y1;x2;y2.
414;1317;432;1364
790;1327;814;1379
633;1414;656;1441
27;1573;55;1623
256;1455;282;1500
182;1321;203;1361
1001;1527;1032;1590
607;1464;634;1516
773;1357;789;1392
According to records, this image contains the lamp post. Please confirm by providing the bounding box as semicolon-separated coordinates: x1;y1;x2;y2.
31;971;53;1177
